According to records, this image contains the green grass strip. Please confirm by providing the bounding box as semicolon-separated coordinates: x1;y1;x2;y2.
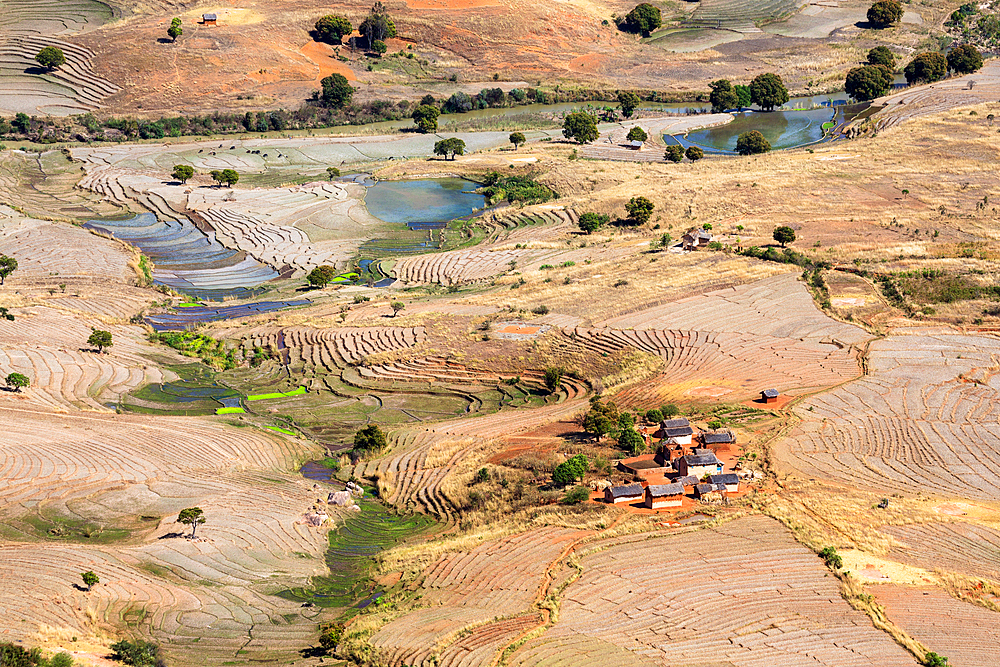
177;302;203;308
266;425;297;436
247;386;307;401
216;407;245;415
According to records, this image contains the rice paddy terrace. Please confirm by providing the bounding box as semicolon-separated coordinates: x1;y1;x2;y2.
0;0;119;115
775;328;1000;500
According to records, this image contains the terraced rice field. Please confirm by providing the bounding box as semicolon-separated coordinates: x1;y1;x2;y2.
147;300;311;331
776;329;1000;500
572;273;870;404
508;516;918;667
392;209;579;286
0;0;113;35
0;405;332;665
873;585;996;666
881;522;1000;582
370;526;584;665
686;0;801;32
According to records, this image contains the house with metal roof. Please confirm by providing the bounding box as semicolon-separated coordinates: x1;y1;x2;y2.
708;473;740;493
676;452;723;479
761;388;779;403
202;13;217;24
694;482;726;501
657;417;694;445
645;483;685;509
702;431;735;446
604;483;643;505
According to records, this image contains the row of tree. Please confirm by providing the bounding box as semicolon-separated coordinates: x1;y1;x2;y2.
845;44;983;101
313;2;397;49
170;165;239;187
709;73;788;112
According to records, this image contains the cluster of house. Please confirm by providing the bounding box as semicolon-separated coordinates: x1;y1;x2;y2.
604;417;742;509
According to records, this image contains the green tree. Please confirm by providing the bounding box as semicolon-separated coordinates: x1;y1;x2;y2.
544;367;563;393
318;626;342;653
109;640;160;667
359;2;397;47
735;130;771;155
412;104;440;133
0;254;17;284
314;15;352;44
905;52;947;84
391;300;405;317
626;126;648;142
88;328;112;353
433;137;466;160
372;39;387;56
320;73;354;109
354;424;387;452
625;196;654;224
509;131;526;150
664;145;684;162
947;44;983;73
81;570;99;591
749;73;789;111
5;372;29;392
867;45;897;69
35;46;65;70
171;164;194;183
818;546;843;569
922;653;949;667
167;17;182;42
623;3;662;35
578;212;609;234
306;265;337;287
582;398;620;439
618;426;644;455
220;168;239;187
562;112;599;144
734;84;752;108
708;79;739;112
326;166;341;179
867;0;903;27
685;146;704;161
845;64;893;101
0;307;13;321
645;408;664;423
773;225;796;247
552;461;577;486
177;507;205;538
617;91;641;118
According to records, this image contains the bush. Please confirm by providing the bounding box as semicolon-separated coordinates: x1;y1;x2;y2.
625;196;655;224
923;653;949;667
662;403;680;417
621;3;662;35
664;145;684;163
867;45;896;69
685;146;704;161
532;304;550;315
617;426;644;455
544;366;564;392
109;640;160;667
481;172;555;205
735;130;771;155
35;46;65;69
626;126;648;142
867;0;903;27
818;546;843;569
645;408;663;423
561;486;590;504
353;424;387;453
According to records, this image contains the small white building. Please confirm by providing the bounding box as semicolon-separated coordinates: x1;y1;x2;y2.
657;417;693;446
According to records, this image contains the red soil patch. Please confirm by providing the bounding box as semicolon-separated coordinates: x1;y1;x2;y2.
687;386;733;398
569;53;607;73
499;324;540;334
488;419;577;463
405;0;500;7
743;394;794;410
376;571;403;586
300;39;357;82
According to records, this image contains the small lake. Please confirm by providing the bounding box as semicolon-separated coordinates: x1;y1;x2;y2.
364;178;485;229
667;106;840;153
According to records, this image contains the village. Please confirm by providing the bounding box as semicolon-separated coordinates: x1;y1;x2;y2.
597;390;777;511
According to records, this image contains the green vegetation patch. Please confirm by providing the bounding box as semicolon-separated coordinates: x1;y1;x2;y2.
480;172;556;205
879;269;1000;306
152;331;237;370
215;406;245;415
278;498;437;609
266;425;298;436
247;386;307;401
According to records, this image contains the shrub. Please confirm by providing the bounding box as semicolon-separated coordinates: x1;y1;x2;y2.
578;212;609;234
35;46;65;69
314;15;352;44
625;196;655;224
544;367;564;392
736;130;771;155
685;146;704;161
664;145;684;162
621;3;662;35
818;546;843;569
662;403;680;417
617;426;644;454
867;0;903;28
645;408;663;423
626;126;648;142
923;653;949;667
354;424;387;453
532;304;549;314
867;46;897;69
481;173;555;205
561;486;590;504
109;640;160;667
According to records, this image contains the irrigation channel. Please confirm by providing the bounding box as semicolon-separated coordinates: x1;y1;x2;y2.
283;465;439;609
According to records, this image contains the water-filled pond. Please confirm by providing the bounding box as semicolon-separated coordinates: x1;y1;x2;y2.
667;106;840;153
364;177;485;228
146;299;311;331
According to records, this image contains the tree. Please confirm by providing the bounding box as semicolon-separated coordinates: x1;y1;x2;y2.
709;79;739;112
617;426;644;455
734;84;752;108
562;112;599;144
645;408;664;423
623;3;662;36
552;462;577;486
578;212;609;234
314;15;352;44
81;571;99;591
867;45;897;69
685;146;704;161
818;546;843;569
923;653;949;667
948;44;983;74
167;17;182;42
110;640;161;667
0;307;13;322
390;301;405;317
845;64;893;101
318;626;342;654
625;196;654;224
326;167;341;179
306;265;337;287
867;0;903;28
617;91;641;118
626;126;648;142
904;52;947;84
35;46;65;70
749;73;789;111
358;2;397;47
735;130;771;155
544;367;563;393
5;372;29;392
88;328;112;353
171;164;194;183
354;424;387;452
582;398;620;440
433;137;466;160
177;507;205;538
773;225;796;247
320;73;354;109
0;254;17;284
371;39;388;56
664;145;684;163
412;104;440;133
509;131;526;150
